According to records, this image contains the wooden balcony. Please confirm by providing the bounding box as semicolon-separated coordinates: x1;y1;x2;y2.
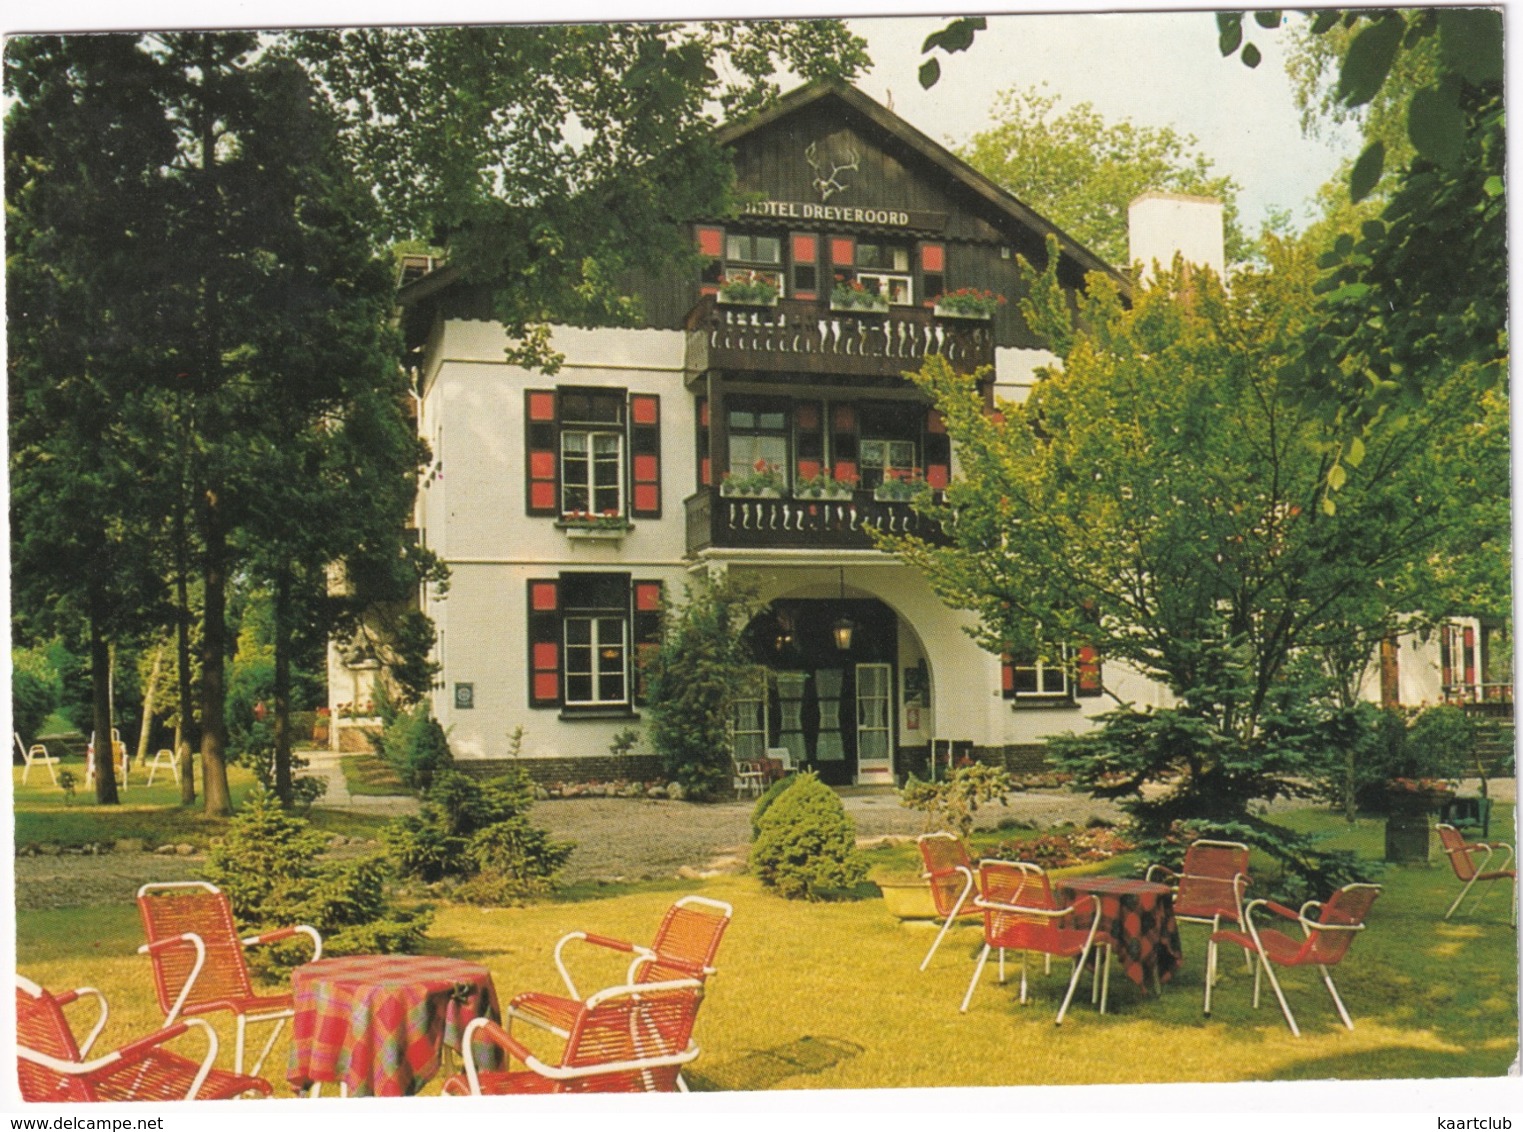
685;487;950;554
684;294;995;382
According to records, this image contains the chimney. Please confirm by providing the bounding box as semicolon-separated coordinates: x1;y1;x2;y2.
1127;192;1225;282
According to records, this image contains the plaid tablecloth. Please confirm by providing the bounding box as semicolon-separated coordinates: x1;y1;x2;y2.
1057;877;1182;991
287;955;500;1097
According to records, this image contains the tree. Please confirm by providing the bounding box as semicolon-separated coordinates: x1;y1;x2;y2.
958;85;1247;266
292;23;869;372
644;571;767;800
884;239;1501;891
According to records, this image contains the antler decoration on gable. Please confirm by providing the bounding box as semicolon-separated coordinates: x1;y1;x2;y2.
805;141;861;203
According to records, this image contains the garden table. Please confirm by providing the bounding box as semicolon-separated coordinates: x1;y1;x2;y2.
287;955;500;1097
1057;877;1182;993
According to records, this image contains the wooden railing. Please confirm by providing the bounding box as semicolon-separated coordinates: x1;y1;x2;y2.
685;488;949;553
684;294;995;379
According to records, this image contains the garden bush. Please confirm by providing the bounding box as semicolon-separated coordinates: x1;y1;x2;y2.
750;773;796;839
384;768;573;903
750;771;866;900
203;787;429;973
379;701;453;791
899;763;1013;838
11;646;59;745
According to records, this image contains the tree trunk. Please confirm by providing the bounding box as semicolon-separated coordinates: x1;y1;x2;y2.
136;642;164;768
273;568;294;807
199;500;233;816
176;542;198;805
89;610;119;805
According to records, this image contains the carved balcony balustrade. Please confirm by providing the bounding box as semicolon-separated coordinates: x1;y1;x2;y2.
685;488;950;554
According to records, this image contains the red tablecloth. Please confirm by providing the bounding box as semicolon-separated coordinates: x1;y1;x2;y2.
1057;877;1182;990
287;955;499;1097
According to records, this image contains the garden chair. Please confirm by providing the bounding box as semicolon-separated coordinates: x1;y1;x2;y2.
16;974;273;1102
15;732;60;786
732;760;766;798
916;832;980;970
443;978;704;1095
512;895;731;1040
960;860;1111;1025
1203;882;1381;1037
1146;838;1251;983
1436;823;1516;925
136;880;322;1075
84;729;129;790
145;747;181;786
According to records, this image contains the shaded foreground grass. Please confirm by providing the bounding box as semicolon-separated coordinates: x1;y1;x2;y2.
12;801;1517;1094
339;754;411;796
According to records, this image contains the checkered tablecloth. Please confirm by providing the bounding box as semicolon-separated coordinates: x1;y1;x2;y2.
1057;877;1182;990
287;955;500;1097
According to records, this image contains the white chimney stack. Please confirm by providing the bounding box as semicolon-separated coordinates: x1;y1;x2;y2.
1128;192;1225;282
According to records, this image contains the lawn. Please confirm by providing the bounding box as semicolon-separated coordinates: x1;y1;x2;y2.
339;753;411;796
11;797;1517;1095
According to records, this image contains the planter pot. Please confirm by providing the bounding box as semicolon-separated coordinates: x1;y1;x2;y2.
796;489;855;503
933;304;994;320
874;488;919;503
831;299;890;315
875;876;939;920
562;525;630;541
717;295;779;308
1385;811;1432;863
721;488;783;500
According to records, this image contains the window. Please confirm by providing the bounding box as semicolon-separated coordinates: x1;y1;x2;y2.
857;403;920;490
1001;643;1102;704
856;242;912;305
525;388;661;519
528;575;664;712
727;397;791;484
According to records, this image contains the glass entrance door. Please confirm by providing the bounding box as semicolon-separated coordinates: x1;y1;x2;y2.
855;663;893;784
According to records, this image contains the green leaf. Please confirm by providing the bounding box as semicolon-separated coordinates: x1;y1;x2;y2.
1349;141;1386;204
1337;15;1404;107
918;58;941;90
1327;462;1347;491
1253;11;1282;29
1322;495;1337;516
1241;42;1262;69
1437;8;1503;85
1484;175;1505;198
1408;84;1465;168
1217;13;1243;57
1346;435;1366;468
1311;10;1341;35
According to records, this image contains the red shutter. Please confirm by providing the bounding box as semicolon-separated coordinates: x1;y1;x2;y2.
831;403;858;484
528;579;562;707
920;243;945;272
525;389;559;516
795;401;823;482
924;407;950;490
1000;655;1016;700
632;580;664;706
697;225;724;295
628;393;661;518
695;397;711;487
1076;645;1102;697
792;233;819;299
831;236;856;267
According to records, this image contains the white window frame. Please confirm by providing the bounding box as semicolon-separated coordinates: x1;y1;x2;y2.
563;615;629;707
560;428;624;518
857;271;913;306
1011;645;1072;699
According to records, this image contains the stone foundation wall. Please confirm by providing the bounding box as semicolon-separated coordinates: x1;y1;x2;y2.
453;754;666;786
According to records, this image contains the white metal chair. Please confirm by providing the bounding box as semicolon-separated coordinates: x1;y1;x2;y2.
84;730;129;790
16;732;60;786
145;748;181;786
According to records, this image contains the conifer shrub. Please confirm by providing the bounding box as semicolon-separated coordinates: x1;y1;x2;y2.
203;787;430;974
750;771;866;900
384;768;574;903
380;701;453;791
750;773;796;839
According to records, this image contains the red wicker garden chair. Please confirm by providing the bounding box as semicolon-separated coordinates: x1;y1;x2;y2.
136;881;321;1075
442;978;704;1095
16;975;273;1102
960;860;1111;1025
1436;823;1517;925
916;832;980;970
1203;882;1381;1037
1147;838;1251;983
511;896;731;1038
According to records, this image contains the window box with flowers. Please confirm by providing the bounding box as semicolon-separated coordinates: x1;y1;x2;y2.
717;271;781;307
558;510;634;540
720;460;788;499
873;473;928;503
933;287;1007;320
830;279;890;314
793;471;858;501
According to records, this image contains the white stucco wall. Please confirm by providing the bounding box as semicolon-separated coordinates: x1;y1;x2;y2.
1128;191;1226;281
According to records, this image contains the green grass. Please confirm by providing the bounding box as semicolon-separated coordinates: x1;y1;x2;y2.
13;764;392;846
13;802;1517;1094
339;754;411;796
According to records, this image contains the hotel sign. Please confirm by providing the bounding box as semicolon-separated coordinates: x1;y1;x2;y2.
739;199;947;231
